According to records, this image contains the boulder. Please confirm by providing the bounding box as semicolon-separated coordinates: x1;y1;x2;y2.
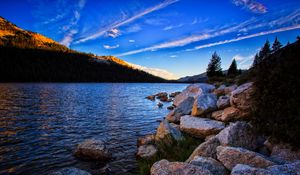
269;143;300;163
180;115;225;138
173;84;215;107
74;139;111;161
186;136;221;161
219;107;243;122
230;82;254;111
136;145;157;159
191;94;218;116
49;167;91;175
166;97;194;123
155;120;183;143
190;156;228;175
231;161;300;175
211;110;223;120
169;91;181;98
216;146;276;170
151;159;214;175
213;85;226;96
224;85;237;95
216;122;258;150
217;96;230;109
156;92;168;99
137;134;155;146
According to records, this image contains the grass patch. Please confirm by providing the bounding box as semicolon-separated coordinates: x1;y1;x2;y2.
137;134;202;175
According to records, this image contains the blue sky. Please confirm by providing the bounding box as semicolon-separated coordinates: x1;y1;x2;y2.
1;0;300;79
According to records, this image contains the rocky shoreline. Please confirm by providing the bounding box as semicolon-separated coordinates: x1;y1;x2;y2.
138;83;300;175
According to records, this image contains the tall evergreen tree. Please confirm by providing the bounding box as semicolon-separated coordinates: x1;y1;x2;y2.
252;53;262;67
272;37;282;52
206;52;223;78
227;59;238;77
259;40;271;60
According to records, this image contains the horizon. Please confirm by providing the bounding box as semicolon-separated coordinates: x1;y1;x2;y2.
1;0;300;79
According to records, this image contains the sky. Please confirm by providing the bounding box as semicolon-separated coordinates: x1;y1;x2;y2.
1;0;300;79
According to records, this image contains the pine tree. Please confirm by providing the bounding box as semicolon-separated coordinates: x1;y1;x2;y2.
227;59;238;77
252;53;262;67
259;40;271;60
272;37;282;52
206;52;223;78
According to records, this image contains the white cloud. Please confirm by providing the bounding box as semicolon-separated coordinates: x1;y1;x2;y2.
163;24;183;31
232;0;267;14
103;44;120;49
127;63;178;80
232;54;255;69
129;40;135;43
106;28;121;38
170;55;177;58
75;0;179;44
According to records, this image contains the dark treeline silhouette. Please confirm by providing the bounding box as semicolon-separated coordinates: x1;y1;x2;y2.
0;46;166;82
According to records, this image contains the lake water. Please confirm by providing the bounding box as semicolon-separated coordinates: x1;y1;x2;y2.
0;83;188;175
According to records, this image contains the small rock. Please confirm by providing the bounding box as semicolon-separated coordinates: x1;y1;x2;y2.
186;136;221;161
151;159;214;175
216;122;258;150
167;106;175;110
180;115;225;138
74;139;111;161
191;94;218;116
137;134;155;146
49;167;91;175
211;110;224;121
230;82;254;111
169;91;181;98
157;102;163;108
190;156;228;175
155;120;183;143
217;96;230;109
136;145;157;159
216;146;276;170
146;95;156;101
220;107;242;122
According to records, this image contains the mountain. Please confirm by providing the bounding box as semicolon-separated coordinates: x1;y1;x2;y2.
0;17;165;82
177;72;208;83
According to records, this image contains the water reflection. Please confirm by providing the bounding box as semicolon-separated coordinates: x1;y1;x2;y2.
0;83;187;175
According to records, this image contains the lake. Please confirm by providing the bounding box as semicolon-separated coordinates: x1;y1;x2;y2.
0;83;188;175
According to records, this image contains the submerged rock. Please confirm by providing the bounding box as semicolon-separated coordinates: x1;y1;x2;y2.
173;83;215;107
157;102;163;108
180;115;225;138
191;94;217;116
49;167;91;175
190;156;228;175
216;121;258;150
136;145;157;159
74;139;111;161
216;146;276;170
151;159;214;175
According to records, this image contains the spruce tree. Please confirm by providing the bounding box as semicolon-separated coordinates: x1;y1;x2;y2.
227;59;238;77
272;37;282;52
259;40;271;60
206;52;223;78
252;53;261;67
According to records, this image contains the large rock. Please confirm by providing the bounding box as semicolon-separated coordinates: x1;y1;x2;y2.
49;167;91;175
166;97;194;123
186;136;221;161
231;161;300;175
137;134;155;146
269;143;300;163
211;110;223;121
190;156;228;175
213;85;226;96
230;82;254;111
217;96;230;109
74;139;111;161
216;146;276;170
155;120;183;143
224;85;237;95
136;145;157;159
173;84;215;107
216;121;258;150
191;94;218;116
180;115;225;138
151;159;214;175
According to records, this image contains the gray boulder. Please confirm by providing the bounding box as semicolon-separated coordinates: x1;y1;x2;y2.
155;120;183;143
190;156;228;175
137;134;155;146
166;97;194;123
216;146;276;170
231;164;272;175
192;94;217;116
180;115;225;138
216;121;258;150
136;145;157;159
230;82;254;112
269;143;300;164
217;95;230;109
74;139;111;161
151;159;214;175
49;167;91;175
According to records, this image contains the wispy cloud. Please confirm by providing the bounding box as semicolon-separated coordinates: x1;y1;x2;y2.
170;55;177;58
188;24;300;51
163;24;183;31
129;40;135;43
74;0;179;44
60;0;86;47
232;0;267;14
233;54;255;69
103;44;120;49
106;28;121;38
